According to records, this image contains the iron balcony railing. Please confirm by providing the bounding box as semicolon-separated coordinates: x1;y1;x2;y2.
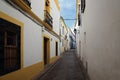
44;10;53;28
23;0;31;7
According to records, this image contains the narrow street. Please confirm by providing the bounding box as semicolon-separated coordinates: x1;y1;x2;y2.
1;0;120;80
38;49;86;80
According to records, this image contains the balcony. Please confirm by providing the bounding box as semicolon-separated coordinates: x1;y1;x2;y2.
10;0;31;12
44;10;53;28
23;0;31;7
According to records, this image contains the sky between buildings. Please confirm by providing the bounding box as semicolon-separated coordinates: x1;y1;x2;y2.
58;0;76;30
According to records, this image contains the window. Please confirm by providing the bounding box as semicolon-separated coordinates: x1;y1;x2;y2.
7;32;17;46
44;10;53;28
62;27;64;34
62;39;64;46
59;29;61;36
0;18;21;76
44;0;53;28
81;0;86;13
78;4;81;26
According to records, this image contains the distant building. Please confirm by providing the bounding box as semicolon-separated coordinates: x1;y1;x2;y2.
59;16;68;53
67;28;76;49
75;0;81;58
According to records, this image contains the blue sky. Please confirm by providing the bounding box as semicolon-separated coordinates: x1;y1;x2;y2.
58;0;76;29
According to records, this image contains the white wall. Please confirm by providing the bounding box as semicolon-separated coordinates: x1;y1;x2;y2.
67;28;71;50
31;0;60;35
0;0;60;68
24;21;42;67
75;23;81;57
31;0;44;20
81;0;120;80
51;0;60;34
43;30;60;57
31;0;60;57
0;0;43;67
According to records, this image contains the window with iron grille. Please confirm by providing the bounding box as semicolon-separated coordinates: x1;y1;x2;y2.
0;18;21;76
44;10;53;28
81;0;86;13
62;27;64;34
78;4;81;26
78;13;81;26
44;0;53;28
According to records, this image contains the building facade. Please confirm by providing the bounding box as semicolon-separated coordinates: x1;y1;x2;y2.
75;0;120;80
0;0;60;80
59;16;68;53
67;28;76;49
75;0;81;57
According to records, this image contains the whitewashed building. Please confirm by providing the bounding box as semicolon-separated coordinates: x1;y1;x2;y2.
0;0;60;80
59;16;68;53
67;27;76;49
74;0;81;57
75;0;120;80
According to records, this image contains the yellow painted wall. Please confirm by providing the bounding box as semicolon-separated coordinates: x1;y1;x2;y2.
50;56;60;64
0;62;44;80
54;0;60;11
45;0;50;13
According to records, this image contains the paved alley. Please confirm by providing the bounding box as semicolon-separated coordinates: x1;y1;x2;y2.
38;49;86;80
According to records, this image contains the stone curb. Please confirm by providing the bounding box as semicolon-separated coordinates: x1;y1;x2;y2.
32;57;61;80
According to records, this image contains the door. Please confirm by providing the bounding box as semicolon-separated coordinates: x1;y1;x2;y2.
0;31;4;73
55;42;58;56
43;37;50;65
4;31;18;70
0;18;21;76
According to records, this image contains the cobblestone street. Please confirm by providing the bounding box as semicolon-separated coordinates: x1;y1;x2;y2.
38;49;86;80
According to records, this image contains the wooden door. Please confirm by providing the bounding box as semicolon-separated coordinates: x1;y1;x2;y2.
0;18;21;76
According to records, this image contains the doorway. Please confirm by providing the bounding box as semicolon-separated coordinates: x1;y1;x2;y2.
0;18;21;76
43;37;50;65
55;42;58;56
